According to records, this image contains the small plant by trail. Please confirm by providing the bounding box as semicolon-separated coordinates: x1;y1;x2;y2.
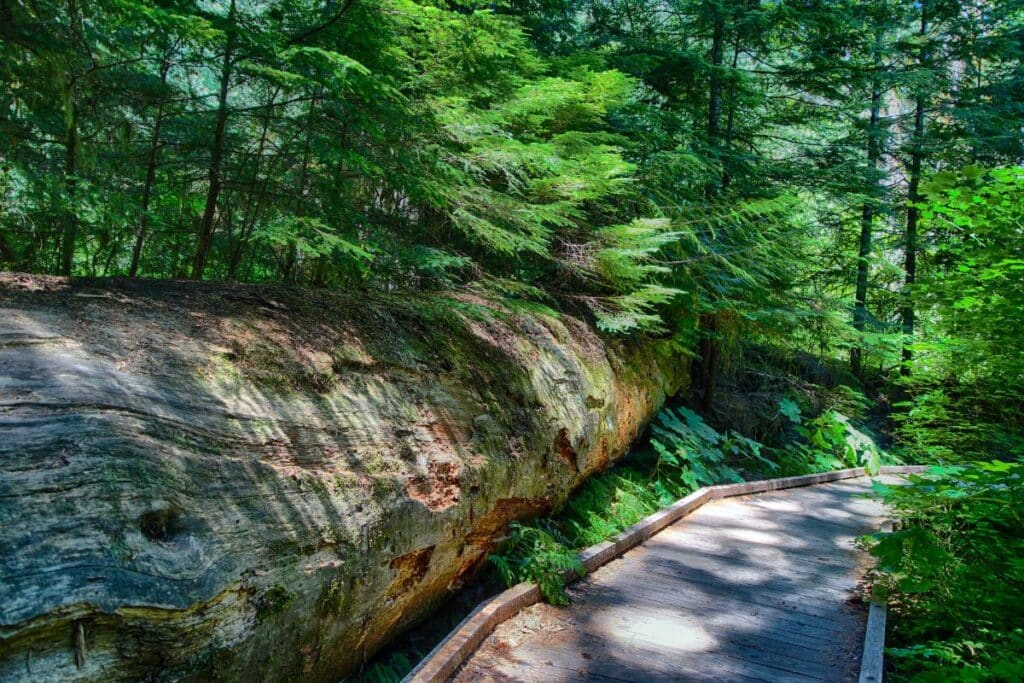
773;399;889;476
863;462;1024;681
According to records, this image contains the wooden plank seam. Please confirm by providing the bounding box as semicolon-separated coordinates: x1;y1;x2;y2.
402;465;926;683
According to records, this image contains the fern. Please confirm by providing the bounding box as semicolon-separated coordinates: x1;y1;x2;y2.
487;522;583;604
775;399;890;475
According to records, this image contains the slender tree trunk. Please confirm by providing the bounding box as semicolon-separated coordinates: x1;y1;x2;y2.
60;77;79;276
285;99;317;283
696;7;727;413
901;4;929;376
721;35;740;192
229;89;278;278
852;29;885;377
130;52;172;277
59;0;90;277
191;0;236;280
706;10;725;198
697;313;720;414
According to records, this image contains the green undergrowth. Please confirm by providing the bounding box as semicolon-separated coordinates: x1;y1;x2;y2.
489;399;893;604
863;462;1024;681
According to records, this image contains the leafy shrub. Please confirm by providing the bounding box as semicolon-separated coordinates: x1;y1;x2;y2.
650;405;763;487
892;389;1013;464
775;399;887;475
865;462;1024;681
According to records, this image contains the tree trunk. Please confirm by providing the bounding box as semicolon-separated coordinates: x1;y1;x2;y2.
901;4;928;376
851;28;885;377
59;79;78;277
706;10;725;198
228;90;278;279
130;52;172;277
696;7;726;413
697;313;720;414
285;98;317;284
0;285;686;681
721;35;740;192
191;0;236;280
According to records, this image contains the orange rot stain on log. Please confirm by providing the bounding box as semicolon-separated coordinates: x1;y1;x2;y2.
385;545;435;600
406;461;461;511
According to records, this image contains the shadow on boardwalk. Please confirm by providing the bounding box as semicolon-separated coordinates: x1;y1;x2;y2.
456;478;891;683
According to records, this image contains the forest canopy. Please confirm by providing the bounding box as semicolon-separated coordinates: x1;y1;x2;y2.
2;0;1016;334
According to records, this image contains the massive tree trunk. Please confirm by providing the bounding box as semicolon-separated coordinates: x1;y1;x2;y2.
0;275;687;681
191;0;237;281
851;28;885;378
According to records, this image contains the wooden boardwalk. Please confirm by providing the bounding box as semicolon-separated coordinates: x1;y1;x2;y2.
454;477;891;682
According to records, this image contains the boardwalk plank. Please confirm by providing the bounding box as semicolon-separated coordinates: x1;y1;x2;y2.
650;530;863;573
616;553;860;610
596;559;861;628
455;476;891;683
563;601;837;674
570;584;847;648
573;577;851;643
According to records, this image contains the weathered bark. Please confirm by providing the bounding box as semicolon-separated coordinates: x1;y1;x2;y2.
191;0;237;281
0;275;687;681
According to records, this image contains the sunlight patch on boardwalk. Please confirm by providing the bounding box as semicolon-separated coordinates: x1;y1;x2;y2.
456;477;893;682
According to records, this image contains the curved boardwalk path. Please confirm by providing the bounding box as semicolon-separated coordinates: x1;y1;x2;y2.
455;476;894;682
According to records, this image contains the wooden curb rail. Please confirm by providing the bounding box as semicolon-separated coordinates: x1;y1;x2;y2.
402;465;927;683
858;518;895;683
